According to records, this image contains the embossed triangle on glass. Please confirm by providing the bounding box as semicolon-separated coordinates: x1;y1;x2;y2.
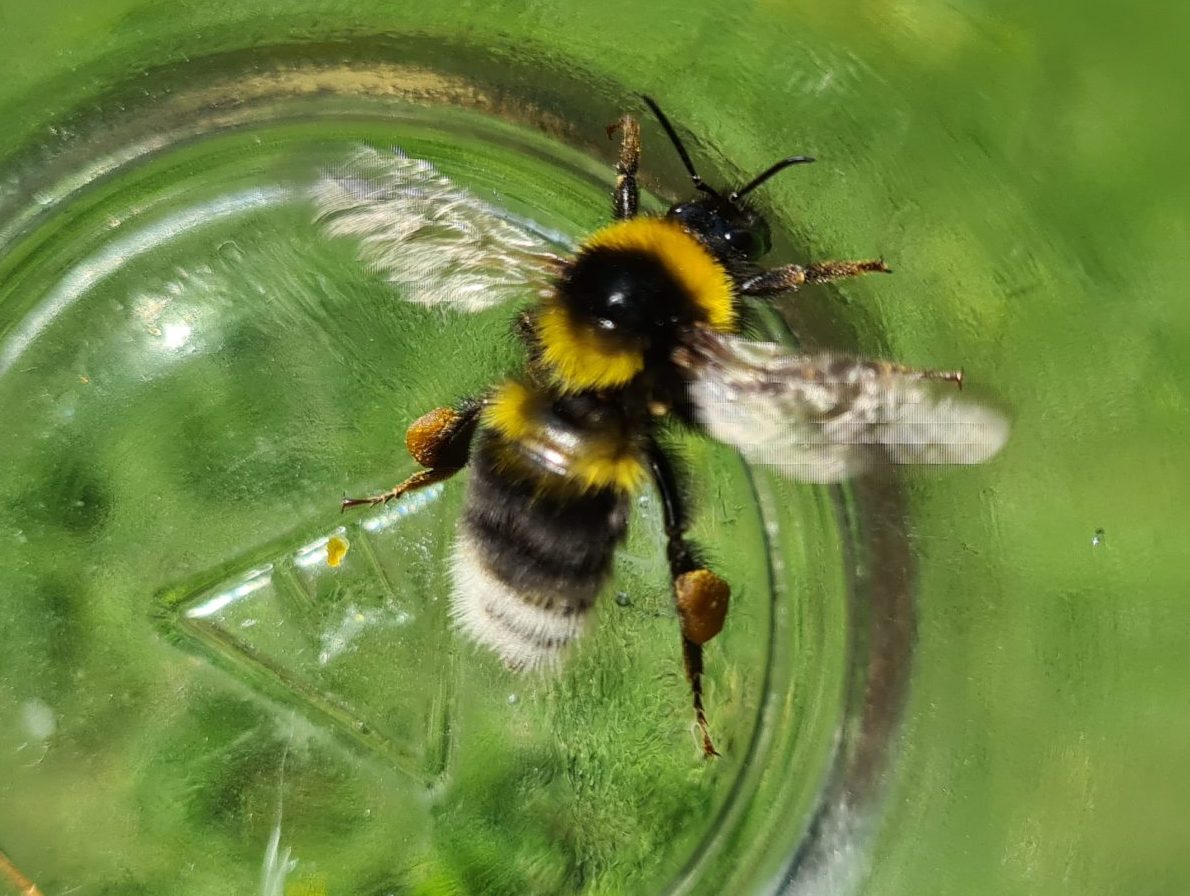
157;486;456;783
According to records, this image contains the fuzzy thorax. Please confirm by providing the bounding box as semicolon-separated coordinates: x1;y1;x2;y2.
536;218;735;393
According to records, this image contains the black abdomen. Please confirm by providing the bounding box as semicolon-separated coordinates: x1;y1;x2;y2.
449;427;632;670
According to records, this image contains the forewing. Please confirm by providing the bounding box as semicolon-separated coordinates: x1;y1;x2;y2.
312;147;569;312
683;330;1009;483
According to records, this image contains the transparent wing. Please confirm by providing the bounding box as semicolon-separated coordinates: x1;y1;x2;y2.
312;147;570;312
681;329;1009;483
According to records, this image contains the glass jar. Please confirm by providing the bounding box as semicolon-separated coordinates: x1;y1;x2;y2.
0;2;1184;894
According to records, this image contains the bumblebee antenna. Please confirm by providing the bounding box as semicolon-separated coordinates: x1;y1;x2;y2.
640;95;721;199
730;156;815;203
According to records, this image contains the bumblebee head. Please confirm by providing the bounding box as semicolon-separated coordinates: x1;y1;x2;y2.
643;95;813;263
667;194;772;262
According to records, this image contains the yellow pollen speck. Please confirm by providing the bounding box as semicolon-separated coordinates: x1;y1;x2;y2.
327;535;349;567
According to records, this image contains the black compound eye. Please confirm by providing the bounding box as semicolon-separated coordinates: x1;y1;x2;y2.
669;202;712;233
723;228;756;257
669;199;772;261
724;221;772;260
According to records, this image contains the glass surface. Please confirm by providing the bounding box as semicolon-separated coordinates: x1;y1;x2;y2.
1;3;1186;895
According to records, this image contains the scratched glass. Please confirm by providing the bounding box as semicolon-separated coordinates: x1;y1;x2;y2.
0;3;1186;895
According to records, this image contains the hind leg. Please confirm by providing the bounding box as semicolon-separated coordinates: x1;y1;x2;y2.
341;399;483;511
646;440;730;758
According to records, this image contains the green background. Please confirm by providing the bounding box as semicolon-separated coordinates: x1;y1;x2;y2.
2;1;1188;895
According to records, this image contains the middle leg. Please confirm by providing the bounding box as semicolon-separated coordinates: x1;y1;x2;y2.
740;258;891;297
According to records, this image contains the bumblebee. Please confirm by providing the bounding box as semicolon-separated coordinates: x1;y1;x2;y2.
315;97;1008;756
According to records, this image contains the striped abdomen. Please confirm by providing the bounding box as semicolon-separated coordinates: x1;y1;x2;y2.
449;382;645;670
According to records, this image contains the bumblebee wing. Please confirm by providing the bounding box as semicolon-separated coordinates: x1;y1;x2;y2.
312;147;570;312
681;330;1009;483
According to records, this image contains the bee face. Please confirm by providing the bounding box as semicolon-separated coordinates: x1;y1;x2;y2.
667;196;772;262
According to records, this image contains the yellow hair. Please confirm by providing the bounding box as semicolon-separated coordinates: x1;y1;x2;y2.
536;304;645;392
484;382;647;494
537;218;735;393
581;218;735;331
483;381;539;443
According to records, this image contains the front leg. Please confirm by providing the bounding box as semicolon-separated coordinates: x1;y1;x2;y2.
647;439;730;758
740;258;891;297
607;113;641;219
341;399;483;511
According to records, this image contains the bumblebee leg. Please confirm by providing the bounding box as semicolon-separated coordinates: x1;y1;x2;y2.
607;113;641;219
647;441;730;758
740;258;891;297
341;400;483;512
675;569;730;758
